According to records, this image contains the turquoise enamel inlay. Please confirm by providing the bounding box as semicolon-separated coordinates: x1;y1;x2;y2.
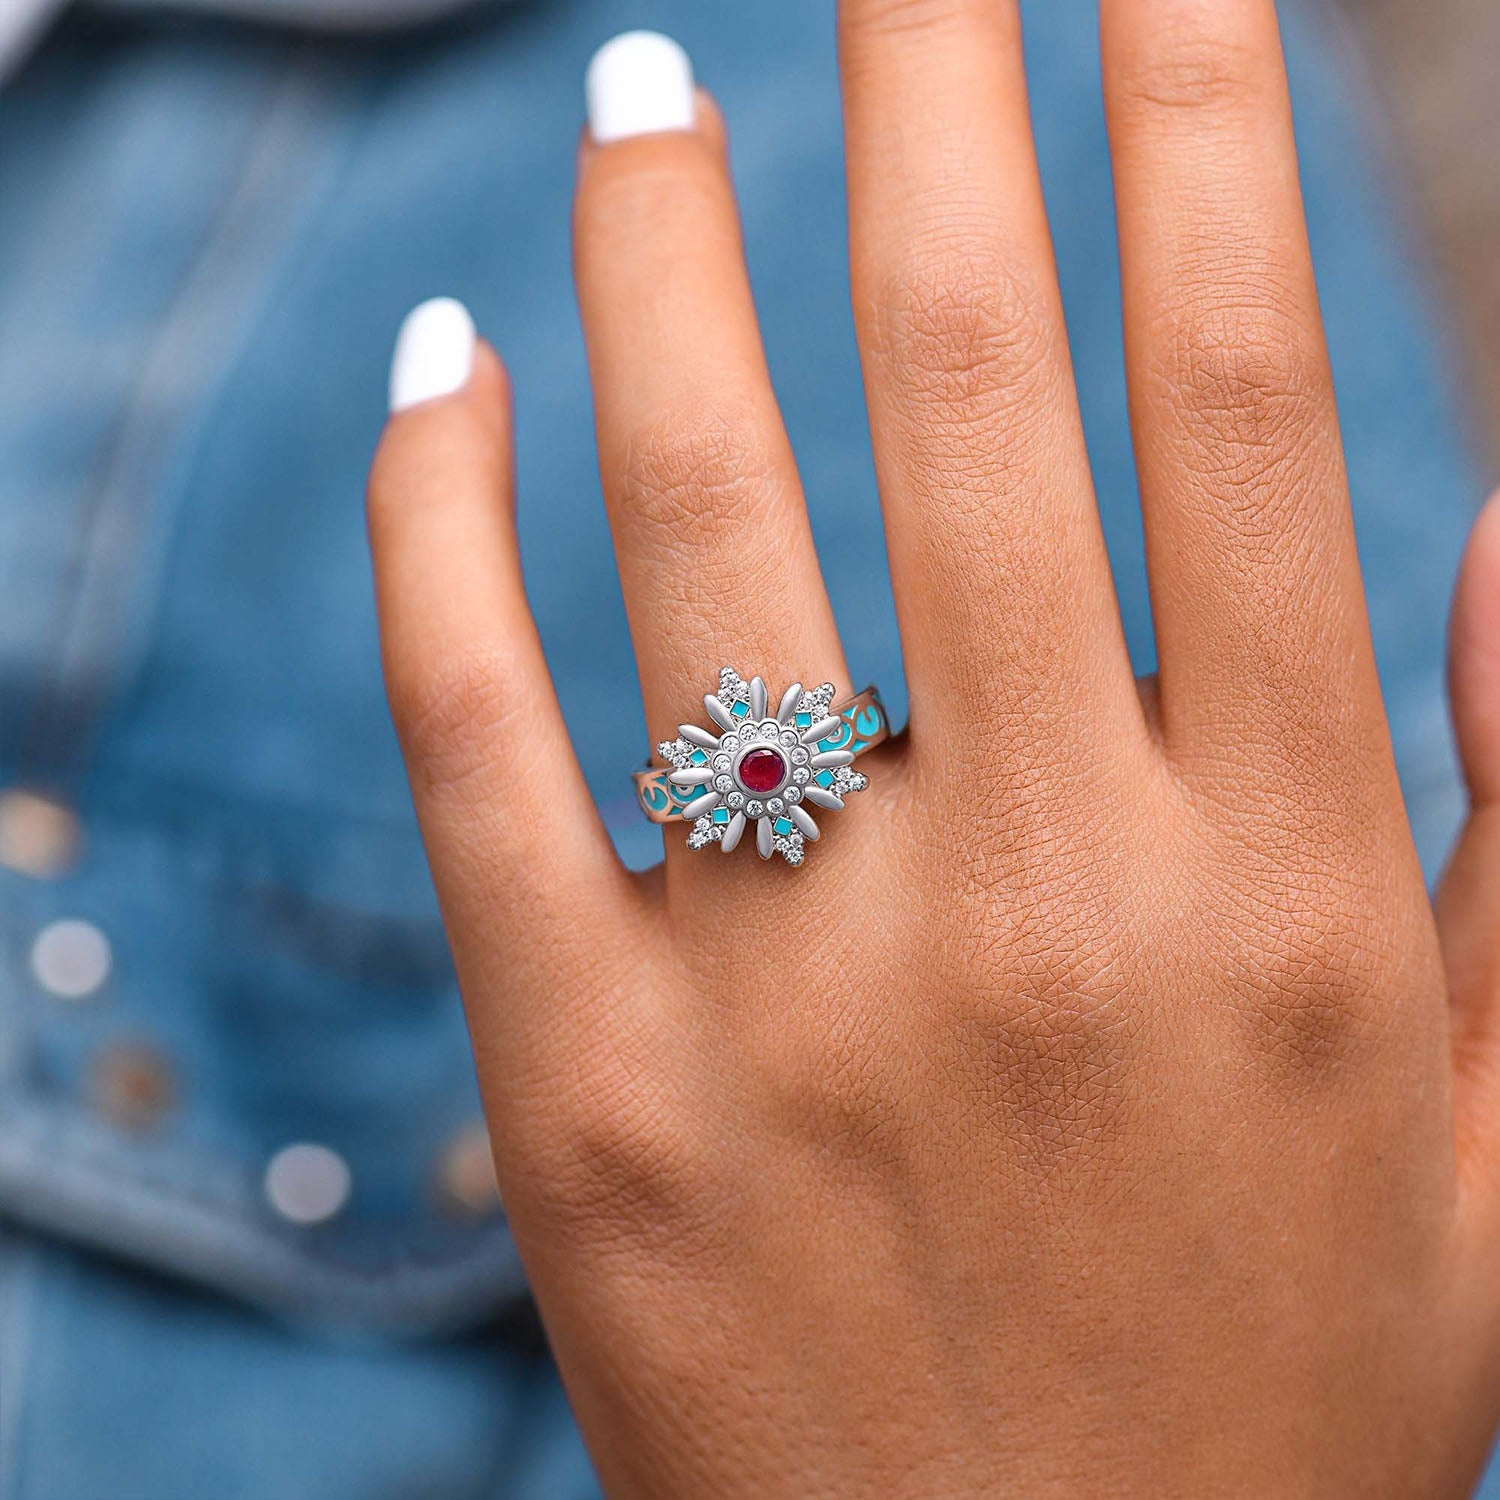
712;807;731;826
848;702;885;752
795;712;812;728
819;718;854;753
773;816;793;837
730;701;749;719
689;748;708;765
815;770;835;789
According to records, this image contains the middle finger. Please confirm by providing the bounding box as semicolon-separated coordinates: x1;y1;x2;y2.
840;0;1143;774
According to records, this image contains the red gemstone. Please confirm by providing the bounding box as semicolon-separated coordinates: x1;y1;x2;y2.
738;747;787;794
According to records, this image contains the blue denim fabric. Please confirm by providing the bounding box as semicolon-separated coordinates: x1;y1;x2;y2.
0;2;1484;1496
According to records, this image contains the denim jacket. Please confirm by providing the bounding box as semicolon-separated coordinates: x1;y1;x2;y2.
0;2;1483;1495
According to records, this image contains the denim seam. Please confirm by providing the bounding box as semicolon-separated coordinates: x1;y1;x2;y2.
0;1086;529;1334
13;49;354;792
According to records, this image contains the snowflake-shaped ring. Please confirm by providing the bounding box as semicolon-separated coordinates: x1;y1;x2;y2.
634;668;889;865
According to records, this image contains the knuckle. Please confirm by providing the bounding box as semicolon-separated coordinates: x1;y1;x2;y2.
1115;33;1266;118
577;157;725;249
774;993;919;1162
1230;890;1403;1073
943;889;1141;1164
617;398;785;556
966;977;1137;1167
844;0;997;41
388;647;528;792
871;245;1060;426
1152;298;1327;475
1247;985;1364;1077
531;1059;713;1250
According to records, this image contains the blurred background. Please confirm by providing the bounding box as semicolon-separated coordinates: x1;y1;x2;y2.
1335;0;1500;466
0;1;1495;1496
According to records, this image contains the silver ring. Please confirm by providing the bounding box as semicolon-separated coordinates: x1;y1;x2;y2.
634;667;888;865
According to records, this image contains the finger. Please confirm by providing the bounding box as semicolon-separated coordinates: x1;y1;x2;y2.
370;300;633;1021
1440;495;1500;1060
576;33;846;752
1436;496;1500;1269
1448;493;1500;817
839;0;1141;767
1101;0;1386;786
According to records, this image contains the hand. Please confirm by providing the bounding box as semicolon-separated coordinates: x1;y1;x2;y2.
368;6;1500;1495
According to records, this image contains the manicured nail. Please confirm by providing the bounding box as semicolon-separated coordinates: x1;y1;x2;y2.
389;297;475;413
585;31;694;145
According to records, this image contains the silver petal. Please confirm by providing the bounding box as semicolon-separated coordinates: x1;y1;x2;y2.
799;716;842;745
789;805;819;841
802;787;844;811
682;789;722;820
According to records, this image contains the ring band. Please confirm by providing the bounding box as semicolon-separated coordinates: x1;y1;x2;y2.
634;669;887;866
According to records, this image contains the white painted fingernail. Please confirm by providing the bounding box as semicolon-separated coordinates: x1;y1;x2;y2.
389;297;475;413
586;31;695;145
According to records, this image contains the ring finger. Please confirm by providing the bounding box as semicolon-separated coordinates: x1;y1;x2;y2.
575;34;848;837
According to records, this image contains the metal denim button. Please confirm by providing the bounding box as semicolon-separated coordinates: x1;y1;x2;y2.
31;919;112;1000
0;790;81;879
434;1121;502;1219
264;1143;352;1226
90;1042;176;1130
